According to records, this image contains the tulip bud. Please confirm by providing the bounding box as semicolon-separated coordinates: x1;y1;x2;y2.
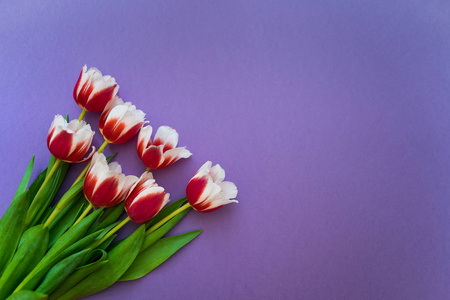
73;65;119;112
47;115;95;163
84;153;138;207
186;161;238;213
124;172;170;223
99;96;146;144
137;125;192;170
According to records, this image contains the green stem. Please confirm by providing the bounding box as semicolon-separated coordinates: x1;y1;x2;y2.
94;216;130;247
73;203;93;226
145;167;151;172
98;140;109;153
25;159;62;227
146;203;191;235
43;163;89;228
78;108;87;121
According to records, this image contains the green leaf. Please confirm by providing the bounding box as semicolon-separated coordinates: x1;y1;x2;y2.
120;230;202;281
15;209;102;292
26;161;70;228
12;155;35;204
58;225;145;299
79;249;107;267
106;152;118;162
46;181;84;228
27;169;47;203
36;249;89;295
88;204;124;234
48;196;86;247
146;197;186;228
0;225;49;299
0;191;30;276
49;250;108;299
46;155;57;177
142;207;190;251
7;290;47;300
96;234;117;251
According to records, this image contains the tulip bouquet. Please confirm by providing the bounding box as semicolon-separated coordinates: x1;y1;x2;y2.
0;66;238;300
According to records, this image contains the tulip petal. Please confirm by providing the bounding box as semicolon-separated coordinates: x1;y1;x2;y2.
90;176;121;207
126;187;168;223
140;145;164;169
137;125;153;155
219;181;238;200
157;147;192;169
48;130;73;160
153;126;179;151
210;164;225;184
76;146;96;163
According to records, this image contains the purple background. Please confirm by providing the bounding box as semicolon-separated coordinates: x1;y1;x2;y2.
1;1;450;299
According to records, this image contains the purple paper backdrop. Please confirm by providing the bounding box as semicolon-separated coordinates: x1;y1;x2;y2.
1;1;450;299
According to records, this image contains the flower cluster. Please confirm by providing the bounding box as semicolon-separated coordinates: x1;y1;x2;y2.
0;65;239;300
48;65;238;224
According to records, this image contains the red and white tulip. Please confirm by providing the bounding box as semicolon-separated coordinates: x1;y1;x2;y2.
99;96;146;144
47;115;95;163
137;125;192;170
186;161;238;213
83;153;138;207
124;172;170;223
73;65;119;112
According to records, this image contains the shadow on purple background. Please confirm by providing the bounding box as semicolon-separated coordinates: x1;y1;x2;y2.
1;1;450;299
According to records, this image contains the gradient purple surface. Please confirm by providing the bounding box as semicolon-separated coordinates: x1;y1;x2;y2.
1;1;450;299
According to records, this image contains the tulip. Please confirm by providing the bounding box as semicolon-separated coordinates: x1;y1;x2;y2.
186;161;238;213
73;65;119;112
124;171;170;223
47;115;95;163
99;96;146;144
137;125;192;170
83;153;138;207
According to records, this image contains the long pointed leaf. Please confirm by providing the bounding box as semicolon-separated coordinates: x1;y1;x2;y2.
12;155;35;203
26;161;69;228
0;225;48;299
89;204;124;234
45;181;84;229
120;230;202;281
36;249;89;294
145;197;186;228
27;169;47;203
58;225;145;299
49;250;108;299
7;290;47;300
142;207;190;251
48;196;86;247
0;191;30;276
15;209;102;292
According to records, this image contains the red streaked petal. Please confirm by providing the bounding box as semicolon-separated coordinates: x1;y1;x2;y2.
83;174;97;206
153;126;179;150
157;147;192;169
48;131;73;161
76;146;96;163
101;118;125;143
140;145;163;169
89;176;120;207
137;125;153;157
73;65;86;107
186;176;209;206
84;84;118;112
77;77;94;109
126;188;167;223
112;122;145;144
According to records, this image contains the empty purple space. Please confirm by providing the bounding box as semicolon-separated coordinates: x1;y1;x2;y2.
1;1;449;299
